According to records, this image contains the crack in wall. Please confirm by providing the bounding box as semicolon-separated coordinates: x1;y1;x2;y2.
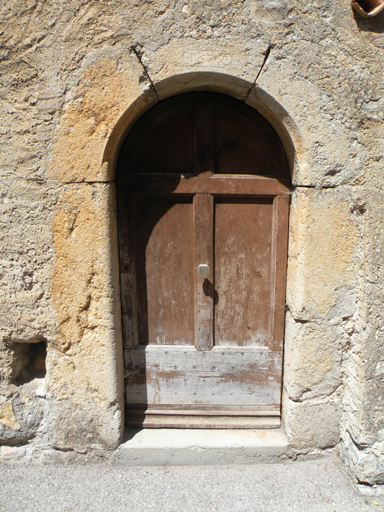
50;182;116;188
130;44;159;101
294;184;346;190
245;44;273;103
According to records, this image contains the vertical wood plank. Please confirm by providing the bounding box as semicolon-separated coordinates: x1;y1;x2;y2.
195;100;215;176
271;194;290;351
194;193;214;351
118;191;139;349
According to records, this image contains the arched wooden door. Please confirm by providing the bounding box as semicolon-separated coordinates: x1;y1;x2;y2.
116;93;290;428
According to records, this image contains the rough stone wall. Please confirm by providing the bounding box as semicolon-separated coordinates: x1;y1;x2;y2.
0;0;383;483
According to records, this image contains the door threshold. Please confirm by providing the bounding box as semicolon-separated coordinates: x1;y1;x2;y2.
115;428;292;466
126;408;281;429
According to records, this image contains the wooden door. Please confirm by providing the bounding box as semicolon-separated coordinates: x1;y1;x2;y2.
117;93;290;428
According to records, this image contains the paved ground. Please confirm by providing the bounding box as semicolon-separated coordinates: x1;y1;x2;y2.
0;455;383;512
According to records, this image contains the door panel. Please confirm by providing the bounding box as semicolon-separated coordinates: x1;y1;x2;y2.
214;106;277;176
121;105;195;174
133;196;195;346
214;199;273;347
126;346;282;408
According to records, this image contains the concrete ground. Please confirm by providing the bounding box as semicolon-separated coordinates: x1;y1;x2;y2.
0;454;383;512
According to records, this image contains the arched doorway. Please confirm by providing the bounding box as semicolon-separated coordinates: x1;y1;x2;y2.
116;92;290;429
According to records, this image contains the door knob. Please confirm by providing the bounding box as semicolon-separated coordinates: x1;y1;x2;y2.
197;264;210;279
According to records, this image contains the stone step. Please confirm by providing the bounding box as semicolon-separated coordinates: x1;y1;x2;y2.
115;428;294;466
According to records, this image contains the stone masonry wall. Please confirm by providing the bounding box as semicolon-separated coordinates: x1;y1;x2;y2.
0;0;383;482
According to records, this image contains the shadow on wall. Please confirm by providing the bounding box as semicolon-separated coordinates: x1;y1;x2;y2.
3;340;47;385
0;340;47;446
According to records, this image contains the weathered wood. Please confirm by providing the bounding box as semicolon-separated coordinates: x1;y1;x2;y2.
119;103;195;175
128;405;280;415
195;98;214;176
117;92;289;180
125;346;282;407
126;410;281;429
271;194;290;351
194;194;214;351
117;194;139;349
124;175;290;196
133;196;195;345
214;198;274;347
117;93;291;429
214;103;280;177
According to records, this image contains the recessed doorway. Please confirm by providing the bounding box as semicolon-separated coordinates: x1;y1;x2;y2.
116;93;290;429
